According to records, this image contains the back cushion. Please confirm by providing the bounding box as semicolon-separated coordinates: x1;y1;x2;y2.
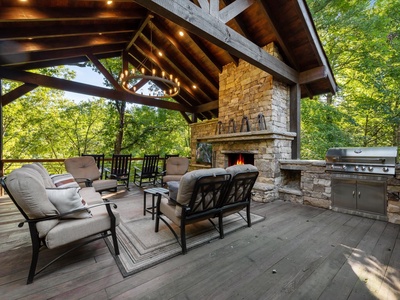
22;163;56;188
166;157;189;175
64;156;100;181
6;168;59;219
175;168;227;216
225;164;258;177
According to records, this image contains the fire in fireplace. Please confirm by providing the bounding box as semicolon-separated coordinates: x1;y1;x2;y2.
227;153;254;167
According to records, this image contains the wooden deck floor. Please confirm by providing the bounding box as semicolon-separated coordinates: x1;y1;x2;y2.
0;186;399;300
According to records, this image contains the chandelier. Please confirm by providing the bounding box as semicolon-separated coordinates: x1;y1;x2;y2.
119;22;180;99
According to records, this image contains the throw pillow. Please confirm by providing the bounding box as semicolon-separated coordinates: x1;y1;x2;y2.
50;173;80;188
46;187;92;219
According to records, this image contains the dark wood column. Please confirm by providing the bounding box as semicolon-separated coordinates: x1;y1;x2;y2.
290;83;301;159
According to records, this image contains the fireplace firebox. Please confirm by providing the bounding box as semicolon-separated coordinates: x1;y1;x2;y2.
227;153;254;167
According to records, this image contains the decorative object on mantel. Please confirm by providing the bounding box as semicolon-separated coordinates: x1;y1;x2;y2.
240;116;251;132
119;19;180;99
227;118;236;133
216;121;225;134
257;113;267;131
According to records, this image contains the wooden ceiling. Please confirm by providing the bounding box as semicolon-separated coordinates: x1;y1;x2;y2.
0;0;336;122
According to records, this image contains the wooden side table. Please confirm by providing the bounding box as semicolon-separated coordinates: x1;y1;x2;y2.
143;187;169;220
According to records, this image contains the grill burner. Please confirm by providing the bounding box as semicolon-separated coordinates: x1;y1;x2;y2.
325;147;397;175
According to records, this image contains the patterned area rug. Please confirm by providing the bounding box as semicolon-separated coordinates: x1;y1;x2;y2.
106;195;264;277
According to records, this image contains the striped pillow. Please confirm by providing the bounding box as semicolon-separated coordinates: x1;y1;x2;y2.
50;173;80;188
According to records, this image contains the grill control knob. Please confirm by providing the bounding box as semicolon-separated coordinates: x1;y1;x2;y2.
354;166;359;171
368;166;374;171
383;167;389;172
342;165;347;170
361;166;366;171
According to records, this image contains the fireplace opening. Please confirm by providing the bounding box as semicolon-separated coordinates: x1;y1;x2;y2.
227;153;254;167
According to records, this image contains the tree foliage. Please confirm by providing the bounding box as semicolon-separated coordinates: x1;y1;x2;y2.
302;0;400;159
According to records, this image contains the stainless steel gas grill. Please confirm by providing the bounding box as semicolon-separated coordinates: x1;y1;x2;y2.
326;147;398;220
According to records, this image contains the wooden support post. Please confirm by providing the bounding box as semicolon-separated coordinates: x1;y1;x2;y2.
290;84;301;159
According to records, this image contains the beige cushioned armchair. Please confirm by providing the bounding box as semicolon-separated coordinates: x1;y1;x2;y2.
162;157;189;186
65;156;118;193
2;163;120;284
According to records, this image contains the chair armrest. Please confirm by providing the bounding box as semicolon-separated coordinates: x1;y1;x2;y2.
156;192;183;207
74;177;93;187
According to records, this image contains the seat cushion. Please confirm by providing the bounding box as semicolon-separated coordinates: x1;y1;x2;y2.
163;174;184;184
91;179;118;192
79;187;104;205
44;205;120;249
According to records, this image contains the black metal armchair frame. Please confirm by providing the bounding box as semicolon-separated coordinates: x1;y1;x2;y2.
105;154;132;190
0;177;119;284
219;170;259;238
82;154;105;179
133;154;160;187
155;173;231;254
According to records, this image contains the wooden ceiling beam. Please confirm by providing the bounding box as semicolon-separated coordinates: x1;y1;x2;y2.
0;7;144;22
299;66;328;85
134;37;216;103
134;0;298;84
0;43;124;67
0;67;192;112
296;0;337;94
150;20;219;89
1;83;38;106
219;0;255;24
254;0;298;69
0;33;132;56
0;21;138;41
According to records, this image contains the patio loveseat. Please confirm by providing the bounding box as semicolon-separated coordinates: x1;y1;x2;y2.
1;163;120;284
155;164;259;254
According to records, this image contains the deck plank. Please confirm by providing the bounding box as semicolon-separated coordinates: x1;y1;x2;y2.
0;189;399;300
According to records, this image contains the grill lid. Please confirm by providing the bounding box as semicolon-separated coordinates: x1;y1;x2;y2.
325;147;398;175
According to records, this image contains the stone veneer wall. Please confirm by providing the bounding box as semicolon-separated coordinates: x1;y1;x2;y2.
279;159;400;225
190;43;293;202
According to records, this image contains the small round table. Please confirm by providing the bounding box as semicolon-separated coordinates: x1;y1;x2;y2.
143;187;169;220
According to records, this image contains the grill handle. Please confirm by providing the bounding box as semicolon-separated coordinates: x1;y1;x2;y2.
331;157;386;164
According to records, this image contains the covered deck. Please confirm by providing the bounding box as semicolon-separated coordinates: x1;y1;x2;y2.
1;186;399;299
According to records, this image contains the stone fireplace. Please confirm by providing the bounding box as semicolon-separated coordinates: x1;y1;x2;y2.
190;43;296;202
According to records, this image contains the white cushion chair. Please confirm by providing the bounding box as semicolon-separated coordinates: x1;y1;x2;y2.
65;156;118;193
1;164;120;284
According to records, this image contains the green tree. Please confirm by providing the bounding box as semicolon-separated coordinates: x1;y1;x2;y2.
302;0;400;158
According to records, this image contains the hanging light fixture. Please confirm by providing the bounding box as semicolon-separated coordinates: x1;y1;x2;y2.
119;22;180;99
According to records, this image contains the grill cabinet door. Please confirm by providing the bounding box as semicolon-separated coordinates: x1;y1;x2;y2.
331;178;357;210
356;180;386;215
